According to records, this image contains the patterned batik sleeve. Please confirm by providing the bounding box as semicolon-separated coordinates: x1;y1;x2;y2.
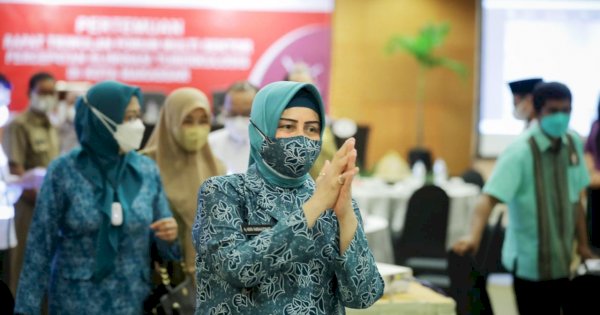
152;165;180;262
14;162;65;315
193;177;316;288
334;199;384;309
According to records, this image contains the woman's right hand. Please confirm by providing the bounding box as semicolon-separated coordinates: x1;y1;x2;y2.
313;138;357;208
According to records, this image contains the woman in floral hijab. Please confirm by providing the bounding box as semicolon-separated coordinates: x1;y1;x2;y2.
192;81;383;314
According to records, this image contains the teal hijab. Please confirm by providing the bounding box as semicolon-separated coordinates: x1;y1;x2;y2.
74;80;144;281
248;81;325;188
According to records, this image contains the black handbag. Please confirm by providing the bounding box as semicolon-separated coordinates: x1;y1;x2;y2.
144;243;195;315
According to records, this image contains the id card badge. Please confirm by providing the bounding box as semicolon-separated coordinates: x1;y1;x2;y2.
241;224;273;236
111;202;123;226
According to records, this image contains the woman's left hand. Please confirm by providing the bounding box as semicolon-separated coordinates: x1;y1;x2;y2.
332;147;359;221
330;146;359;254
150;217;178;242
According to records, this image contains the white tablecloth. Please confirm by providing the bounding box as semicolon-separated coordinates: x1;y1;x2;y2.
363;216;394;264
353;177;480;251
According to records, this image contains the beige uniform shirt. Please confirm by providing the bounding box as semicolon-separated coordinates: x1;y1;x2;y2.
2;110;60;170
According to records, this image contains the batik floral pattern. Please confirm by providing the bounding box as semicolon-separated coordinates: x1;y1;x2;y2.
259;135;321;178
192;165;384;314
14;150;179;315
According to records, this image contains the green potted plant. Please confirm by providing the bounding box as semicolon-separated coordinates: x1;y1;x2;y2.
386;22;467;150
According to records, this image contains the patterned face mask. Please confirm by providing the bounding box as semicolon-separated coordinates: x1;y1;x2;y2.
250;120;321;178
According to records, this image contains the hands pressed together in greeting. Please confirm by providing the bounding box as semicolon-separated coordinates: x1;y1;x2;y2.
304;137;359;253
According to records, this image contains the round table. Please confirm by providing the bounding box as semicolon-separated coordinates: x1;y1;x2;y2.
363;215;394;264
353;177;480;251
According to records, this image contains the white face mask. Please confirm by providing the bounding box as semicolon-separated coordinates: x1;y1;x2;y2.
0;86;10;127
29;93;58;113
85;96;146;152
0;106;9;128
114;119;145;152
0;86;10;108
66;105;76;122
512;99;532;121
224;116;250;143
48;102;67;126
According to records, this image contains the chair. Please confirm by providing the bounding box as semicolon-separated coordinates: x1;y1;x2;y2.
477;211;505;274
566;270;600;314
447;212;504;315
461;168;485;189
0;279;14;315
408;147;433;172
393;185;450;290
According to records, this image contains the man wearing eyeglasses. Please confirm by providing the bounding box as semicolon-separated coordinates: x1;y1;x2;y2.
209;80;258;174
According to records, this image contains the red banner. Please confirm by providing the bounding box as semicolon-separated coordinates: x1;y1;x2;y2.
0;2;331;112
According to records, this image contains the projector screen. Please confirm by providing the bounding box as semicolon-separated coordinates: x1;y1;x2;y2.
478;0;600;157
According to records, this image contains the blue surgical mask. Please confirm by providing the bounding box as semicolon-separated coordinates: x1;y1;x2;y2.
250;120;321;178
540;112;570;138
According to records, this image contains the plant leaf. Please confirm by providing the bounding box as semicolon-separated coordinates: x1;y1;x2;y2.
386;22;467;79
436;57;468;80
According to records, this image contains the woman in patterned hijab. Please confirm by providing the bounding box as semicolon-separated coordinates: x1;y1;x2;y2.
192;81;384;314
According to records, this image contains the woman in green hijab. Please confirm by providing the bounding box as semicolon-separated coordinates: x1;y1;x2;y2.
193;81;384;314
14;80;179;315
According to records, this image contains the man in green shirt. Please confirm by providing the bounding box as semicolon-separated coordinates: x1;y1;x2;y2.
453;82;595;314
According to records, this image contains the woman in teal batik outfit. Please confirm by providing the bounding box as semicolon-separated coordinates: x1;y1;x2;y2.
193;81;384;314
14;81;179;315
